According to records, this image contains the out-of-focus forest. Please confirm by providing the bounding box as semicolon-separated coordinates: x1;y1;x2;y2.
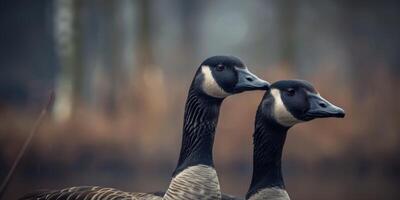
1;0;399;199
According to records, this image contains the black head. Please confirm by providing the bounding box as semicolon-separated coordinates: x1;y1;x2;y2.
261;80;345;127
194;56;270;98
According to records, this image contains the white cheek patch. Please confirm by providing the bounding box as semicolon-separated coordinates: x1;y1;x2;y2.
201;66;231;98
271;89;302;127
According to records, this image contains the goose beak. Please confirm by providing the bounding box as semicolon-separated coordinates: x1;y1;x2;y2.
305;93;345;119
233;68;270;93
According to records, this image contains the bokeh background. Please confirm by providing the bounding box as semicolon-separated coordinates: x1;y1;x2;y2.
1;0;400;199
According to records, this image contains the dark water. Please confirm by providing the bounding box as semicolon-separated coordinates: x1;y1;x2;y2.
2;160;399;200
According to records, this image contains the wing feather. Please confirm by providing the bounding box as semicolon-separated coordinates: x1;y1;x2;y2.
19;186;162;200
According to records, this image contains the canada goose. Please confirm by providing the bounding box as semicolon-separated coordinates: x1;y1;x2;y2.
20;56;270;200
221;80;345;200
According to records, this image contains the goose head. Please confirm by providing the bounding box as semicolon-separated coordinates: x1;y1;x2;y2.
262;79;345;127
193;56;270;98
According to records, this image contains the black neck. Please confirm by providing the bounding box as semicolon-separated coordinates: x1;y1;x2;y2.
246;106;289;199
173;85;223;176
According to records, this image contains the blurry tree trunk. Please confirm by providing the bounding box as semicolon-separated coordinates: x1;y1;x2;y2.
277;0;297;72
179;0;198;71
53;0;83;121
113;0;136;113
137;0;153;70
133;0;168;152
102;0;119;114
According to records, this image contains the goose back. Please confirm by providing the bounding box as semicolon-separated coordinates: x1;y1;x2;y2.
19;186;163;200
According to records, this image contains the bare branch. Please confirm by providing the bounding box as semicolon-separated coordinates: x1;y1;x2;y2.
0;91;55;199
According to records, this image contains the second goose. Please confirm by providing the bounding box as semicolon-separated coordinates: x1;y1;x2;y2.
223;80;345;200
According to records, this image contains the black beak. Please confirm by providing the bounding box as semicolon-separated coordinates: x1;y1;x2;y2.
233;67;270;93
305;93;345;119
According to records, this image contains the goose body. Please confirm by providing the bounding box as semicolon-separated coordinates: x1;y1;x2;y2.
20;56;269;200
222;80;345;200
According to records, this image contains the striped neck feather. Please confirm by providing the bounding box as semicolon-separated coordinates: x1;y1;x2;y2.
246;106;289;200
173;87;222;175
165;85;223;199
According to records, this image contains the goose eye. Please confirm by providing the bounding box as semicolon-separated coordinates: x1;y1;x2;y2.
216;64;225;71
287;88;295;96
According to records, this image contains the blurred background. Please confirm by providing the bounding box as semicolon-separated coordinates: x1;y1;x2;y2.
1;0;400;199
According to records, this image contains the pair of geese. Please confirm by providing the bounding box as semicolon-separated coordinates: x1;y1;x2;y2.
22;56;345;200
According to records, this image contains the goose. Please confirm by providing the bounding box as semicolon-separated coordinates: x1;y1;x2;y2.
223;80;345;200
20;55;270;200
